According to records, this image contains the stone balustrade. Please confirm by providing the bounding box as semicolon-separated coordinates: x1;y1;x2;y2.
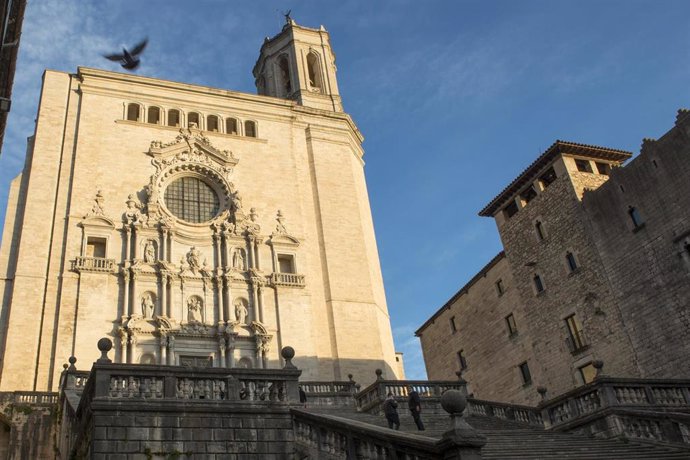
467;398;543;427
300;379;358;407
355;378;467;414
72;256;116;273
270;272;305;287
0;391;58;405
293;389;485;460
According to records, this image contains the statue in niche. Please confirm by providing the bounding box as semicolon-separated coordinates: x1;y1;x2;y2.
187;296;203;323
232;248;246;271
141;292;155;318
234;299;248;325
144;240;156;263
187;247;201;272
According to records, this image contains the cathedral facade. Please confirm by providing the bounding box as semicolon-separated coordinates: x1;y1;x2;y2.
0;20;399;391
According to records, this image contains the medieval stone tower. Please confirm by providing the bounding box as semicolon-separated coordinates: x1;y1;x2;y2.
0;19;399;391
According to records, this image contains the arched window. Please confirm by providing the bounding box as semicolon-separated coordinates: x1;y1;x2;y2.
126;103;140;121
244;120;257;138
167;109;180;127
226;117;238;135
207;115;219;132
307;52;322;90
147;106;161;125
188;112;201;129
278;56;291;96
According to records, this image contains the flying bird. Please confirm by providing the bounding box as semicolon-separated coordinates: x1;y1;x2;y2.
104;38;148;70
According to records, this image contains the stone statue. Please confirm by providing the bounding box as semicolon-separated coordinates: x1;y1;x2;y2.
232;248;245;270
235;299;248;325
187;247;201;272
141;292;155;318
144;240;156;263
275;210;287;234
187;296;202;323
91;189;105;215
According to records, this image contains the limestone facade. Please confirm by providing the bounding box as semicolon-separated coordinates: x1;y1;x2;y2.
417;111;690;405
0;20;399;391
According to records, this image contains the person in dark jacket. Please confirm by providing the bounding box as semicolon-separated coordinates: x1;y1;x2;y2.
382;392;400;430
407;385;425;430
299;385;307;407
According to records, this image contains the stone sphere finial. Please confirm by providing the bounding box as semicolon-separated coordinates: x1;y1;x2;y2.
441;390;467;415
96;338;113;363
592;359;604;378
68;356;77;371
537;386;548;401
348;374;354;382
375;368;383;380
281;346;296;369
63;363;69;371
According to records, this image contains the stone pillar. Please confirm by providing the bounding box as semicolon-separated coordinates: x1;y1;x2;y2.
119;328;128;364
227;342;235;368
127;335;136;364
218;338;226;368
160;273;168;317
167;335;175;365
131;272;138;317
125;226;132;260
160;335;167;364
213;232;220;269
224;275;233;322
123;270;131;317
160;228;168;261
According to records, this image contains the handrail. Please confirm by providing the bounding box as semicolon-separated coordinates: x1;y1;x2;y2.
292;408;485;459
0;391;59;405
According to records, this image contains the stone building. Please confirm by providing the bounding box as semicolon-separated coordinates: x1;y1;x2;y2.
0;19;400;393
417;111;690;405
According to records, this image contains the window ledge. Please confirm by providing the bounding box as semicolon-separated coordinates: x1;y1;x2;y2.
509;332;519;340
569;344;590;356
567;268;582;277
522;381;533;388
632;222;646;233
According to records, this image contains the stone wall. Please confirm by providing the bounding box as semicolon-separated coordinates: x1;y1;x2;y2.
581;110;690;379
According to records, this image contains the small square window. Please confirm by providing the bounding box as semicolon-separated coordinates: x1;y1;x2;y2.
495;279;505;296
628;206;644;229
277;254;295;273
449;316;457;334
503;201;519;219
539;167;557;189
86;237;107;258
519;362;532;385
575;159;592;173
565;314;588;353
457;350;467;370
520;186;537;204
505;314;517;336
595;162;610;175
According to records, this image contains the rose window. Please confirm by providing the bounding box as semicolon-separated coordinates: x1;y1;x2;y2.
164;177;220;223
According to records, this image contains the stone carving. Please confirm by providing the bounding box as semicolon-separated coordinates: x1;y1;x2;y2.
187;296;203;323
232;248;246;271
274;210;287;235
234;298;249;325
124;194;147;225
90;189;105;216
144;240;156;263
186;247;201;273
141;292;155;318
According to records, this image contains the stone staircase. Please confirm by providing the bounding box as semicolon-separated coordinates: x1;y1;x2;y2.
308;407;690;459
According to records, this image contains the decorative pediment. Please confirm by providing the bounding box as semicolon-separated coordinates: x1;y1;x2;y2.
148;127;239;170
79;214;115;230
250;321;269;336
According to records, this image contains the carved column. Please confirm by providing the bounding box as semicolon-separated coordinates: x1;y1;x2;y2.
257;283;265;324
253;237;262;271
123;270;132;317
250;282;259;324
125;226;132;261
213;232;220;269
119;327;128;364
227;336;235;368
159;334;167;365
218;337;226;368
160;228;168;261
131;226;139;260
180;278;185;322
215;277;224;324
223;274;232;322
221;231;229;268
127;334;136;364
247;235;255;269
160;273;168;317
167;335;175;365
131;272;138;317
203;278;209;324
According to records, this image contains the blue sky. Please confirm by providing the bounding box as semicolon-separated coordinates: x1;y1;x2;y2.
0;1;688;380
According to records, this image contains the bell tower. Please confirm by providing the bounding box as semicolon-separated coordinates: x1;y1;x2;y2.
253;18;343;112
